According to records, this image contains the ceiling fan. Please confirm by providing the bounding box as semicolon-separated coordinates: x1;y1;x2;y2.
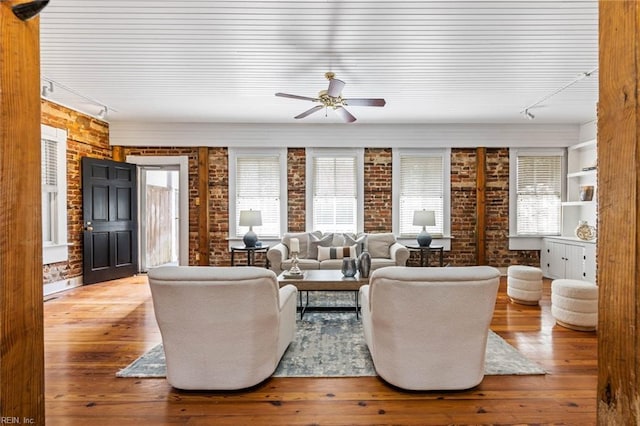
275;72;386;123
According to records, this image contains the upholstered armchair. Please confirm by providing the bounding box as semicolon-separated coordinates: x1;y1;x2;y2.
359;266;500;390
148;266;297;390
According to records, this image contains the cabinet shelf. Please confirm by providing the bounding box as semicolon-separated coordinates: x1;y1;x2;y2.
562;201;594;207
567;170;596;179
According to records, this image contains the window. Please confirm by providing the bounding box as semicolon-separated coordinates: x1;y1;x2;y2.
392;149;451;238
509;149;564;237
306;148;364;234
41;125;68;264
228;148;286;238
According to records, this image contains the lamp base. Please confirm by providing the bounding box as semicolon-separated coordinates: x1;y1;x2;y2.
243;229;258;247
416;229;432;247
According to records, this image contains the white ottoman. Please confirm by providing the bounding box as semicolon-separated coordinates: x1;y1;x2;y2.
551;279;598;331
507;265;543;305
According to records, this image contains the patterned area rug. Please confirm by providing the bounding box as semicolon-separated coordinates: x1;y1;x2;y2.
117;311;545;378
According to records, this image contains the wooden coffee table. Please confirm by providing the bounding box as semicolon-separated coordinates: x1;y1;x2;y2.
277;269;369;319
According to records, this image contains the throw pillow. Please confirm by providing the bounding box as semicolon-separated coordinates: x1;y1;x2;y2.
282;232;311;259
345;233;367;256
366;233;397;259
317;245;357;262
308;233;333;259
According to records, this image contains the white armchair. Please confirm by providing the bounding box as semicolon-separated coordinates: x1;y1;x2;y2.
148;266;297;390
359;266;500;390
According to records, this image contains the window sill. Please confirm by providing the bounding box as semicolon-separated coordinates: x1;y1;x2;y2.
43;243;69;264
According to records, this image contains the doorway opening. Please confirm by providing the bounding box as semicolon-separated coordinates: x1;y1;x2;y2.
126;155;189;272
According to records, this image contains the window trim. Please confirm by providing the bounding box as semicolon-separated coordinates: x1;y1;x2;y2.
41;124;69;264
509;147;566;250
305;148;364;234
228;148;287;239
392;148;452;241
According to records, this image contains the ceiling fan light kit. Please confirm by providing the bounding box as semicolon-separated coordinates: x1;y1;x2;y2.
276;72;385;123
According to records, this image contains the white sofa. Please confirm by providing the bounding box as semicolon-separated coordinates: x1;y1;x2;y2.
267;231;410;275
147;266;297;390
359;266;500;390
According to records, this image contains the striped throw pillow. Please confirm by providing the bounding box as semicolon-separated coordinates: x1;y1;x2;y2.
317;245;357;262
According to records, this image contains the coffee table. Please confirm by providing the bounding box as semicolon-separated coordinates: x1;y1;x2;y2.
277;269;369;319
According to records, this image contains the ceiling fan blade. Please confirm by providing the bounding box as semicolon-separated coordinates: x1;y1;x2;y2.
344;98;386;107
275;92;318;102
327;78;345;97
295;105;324;119
334;106;356;123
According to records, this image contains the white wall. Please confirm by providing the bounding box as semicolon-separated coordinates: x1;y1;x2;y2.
110;122;581;148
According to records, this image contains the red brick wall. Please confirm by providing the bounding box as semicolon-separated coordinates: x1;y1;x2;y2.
364;148;392;233
41;101;111;284
41;104;539;285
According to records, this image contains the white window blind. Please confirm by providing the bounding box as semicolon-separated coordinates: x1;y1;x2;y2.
41;138;58;244
516;155;562;235
398;155;444;236
312;156;357;233
235;155;281;237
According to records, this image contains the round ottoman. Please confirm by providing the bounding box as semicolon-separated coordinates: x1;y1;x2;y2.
507;265;543;305
551;279;598;331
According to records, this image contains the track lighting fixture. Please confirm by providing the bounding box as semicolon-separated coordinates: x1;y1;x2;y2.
41;81;53;98
520;67;598;120
1;0;49;21
41;76;115;121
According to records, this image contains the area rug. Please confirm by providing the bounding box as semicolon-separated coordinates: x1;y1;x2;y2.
117;312;545;378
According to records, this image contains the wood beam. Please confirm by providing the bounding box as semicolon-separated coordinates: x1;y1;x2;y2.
476;147;487;265
112;145;125;162
597;1;640;423
197;147;210;265
0;6;45;423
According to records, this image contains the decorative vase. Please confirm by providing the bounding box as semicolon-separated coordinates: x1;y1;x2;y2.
341;258;357;278
575;220;596;241
358;250;371;279
579;185;594;201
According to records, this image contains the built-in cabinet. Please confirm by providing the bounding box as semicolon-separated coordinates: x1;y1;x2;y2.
561;139;597;236
541;138;597;283
541;237;596;282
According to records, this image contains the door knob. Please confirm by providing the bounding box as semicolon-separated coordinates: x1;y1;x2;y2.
84;221;93;232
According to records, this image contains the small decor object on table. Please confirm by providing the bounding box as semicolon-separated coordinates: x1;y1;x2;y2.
341;258;358;278
283;238;304;278
575;221;596;241
358;249;371;278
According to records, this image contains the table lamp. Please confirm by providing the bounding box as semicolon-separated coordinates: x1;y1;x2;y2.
413;209;436;247
239;209;262;247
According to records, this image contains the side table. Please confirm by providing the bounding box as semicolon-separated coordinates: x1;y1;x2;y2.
406;245;444;267
230;245;270;268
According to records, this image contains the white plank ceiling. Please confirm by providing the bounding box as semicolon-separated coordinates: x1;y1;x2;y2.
39;0;599;125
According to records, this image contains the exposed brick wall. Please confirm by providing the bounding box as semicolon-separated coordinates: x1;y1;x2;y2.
42;102;540;285
287;148;306;232
41;101;111;284
363;148;392;233
450;149;477;266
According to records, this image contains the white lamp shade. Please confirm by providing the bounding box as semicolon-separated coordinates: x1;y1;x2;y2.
413;210;436;227
239;210;262;227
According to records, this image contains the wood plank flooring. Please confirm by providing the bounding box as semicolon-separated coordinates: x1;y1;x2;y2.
43;275;597;425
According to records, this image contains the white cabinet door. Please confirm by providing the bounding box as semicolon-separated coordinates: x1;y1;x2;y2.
545;240;566;279
564;243;586;280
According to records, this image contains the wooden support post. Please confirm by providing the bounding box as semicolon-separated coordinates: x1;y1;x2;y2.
0;6;45;423
197;147;210;265
597;1;640;424
476;147;487;265
112;145;125;162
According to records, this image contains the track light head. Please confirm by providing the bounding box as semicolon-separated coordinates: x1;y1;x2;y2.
524;110;535;120
41;81;53;98
6;0;49;21
97;107;108;120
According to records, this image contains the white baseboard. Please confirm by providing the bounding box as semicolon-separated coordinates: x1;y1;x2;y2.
44;276;83;297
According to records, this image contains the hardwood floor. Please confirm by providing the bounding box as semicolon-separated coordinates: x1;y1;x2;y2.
43;274;597;425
